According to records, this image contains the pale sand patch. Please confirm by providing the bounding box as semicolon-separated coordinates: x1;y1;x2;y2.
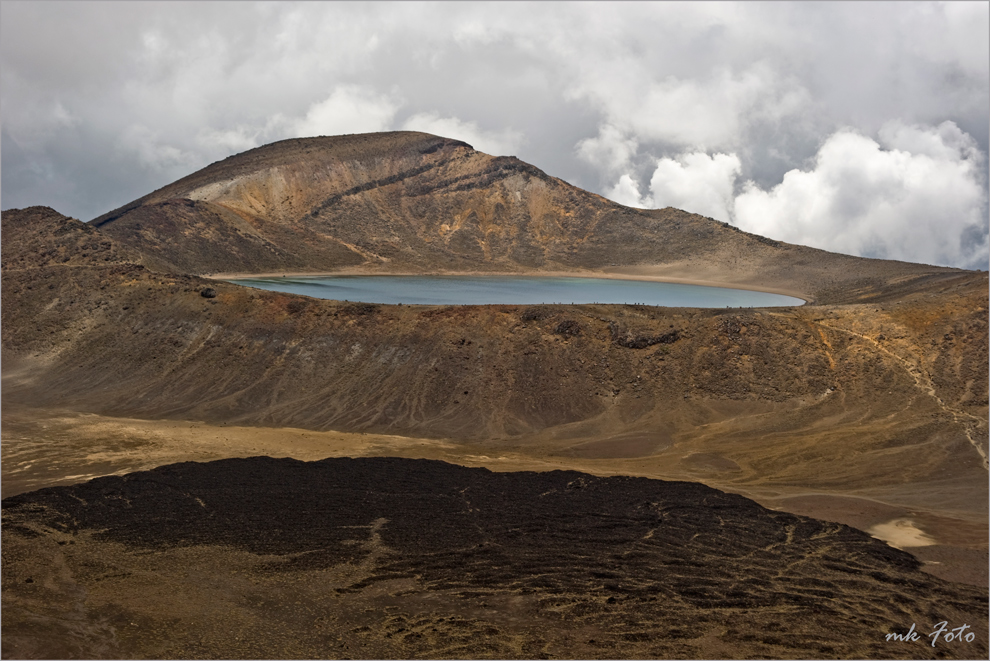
868;518;938;549
0;405;572;500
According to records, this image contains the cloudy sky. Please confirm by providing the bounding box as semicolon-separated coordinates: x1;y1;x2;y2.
2;1;988;269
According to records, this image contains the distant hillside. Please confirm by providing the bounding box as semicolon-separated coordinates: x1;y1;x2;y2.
1;205;174;274
90;131;963;305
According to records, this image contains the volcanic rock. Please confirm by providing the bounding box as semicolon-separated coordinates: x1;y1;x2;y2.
2;457;986;659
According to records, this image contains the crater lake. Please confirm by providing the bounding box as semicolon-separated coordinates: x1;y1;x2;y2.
227;275;806;307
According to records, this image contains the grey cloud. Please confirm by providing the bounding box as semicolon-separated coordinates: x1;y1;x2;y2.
2;1;986;267
733;122;988;269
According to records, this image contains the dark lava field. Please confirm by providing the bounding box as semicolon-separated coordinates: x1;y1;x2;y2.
3;457;987;659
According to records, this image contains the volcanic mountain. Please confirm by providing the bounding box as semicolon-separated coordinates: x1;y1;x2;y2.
2;132;987;657
89;131;962;304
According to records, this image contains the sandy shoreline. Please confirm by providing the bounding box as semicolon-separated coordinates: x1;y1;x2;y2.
207;268;810;303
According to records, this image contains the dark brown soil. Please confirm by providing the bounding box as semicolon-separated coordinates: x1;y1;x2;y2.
3;457;986;659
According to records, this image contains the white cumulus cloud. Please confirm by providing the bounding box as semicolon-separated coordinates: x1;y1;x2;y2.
294;86;401;138
570;62;810;152
402;112;523;156
733;121;988;268
607;174;648;209
647;152;742;221
604;151;742;219
576;124;639;174
115;124;198;173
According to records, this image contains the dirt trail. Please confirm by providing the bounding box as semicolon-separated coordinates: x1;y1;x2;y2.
815;318;988;471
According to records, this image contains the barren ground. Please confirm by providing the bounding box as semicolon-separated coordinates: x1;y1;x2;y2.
3;455;987;660
3;403;985;590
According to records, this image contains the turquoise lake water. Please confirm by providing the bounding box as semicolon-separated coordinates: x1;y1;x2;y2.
229;275;805;308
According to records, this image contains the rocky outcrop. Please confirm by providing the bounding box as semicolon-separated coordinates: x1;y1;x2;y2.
610;321;681;349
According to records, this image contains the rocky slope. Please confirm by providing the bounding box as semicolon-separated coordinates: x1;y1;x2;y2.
4;207;986;446
3;457;987;659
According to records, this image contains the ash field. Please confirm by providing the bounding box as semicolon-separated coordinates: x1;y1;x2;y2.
2;132;987;659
